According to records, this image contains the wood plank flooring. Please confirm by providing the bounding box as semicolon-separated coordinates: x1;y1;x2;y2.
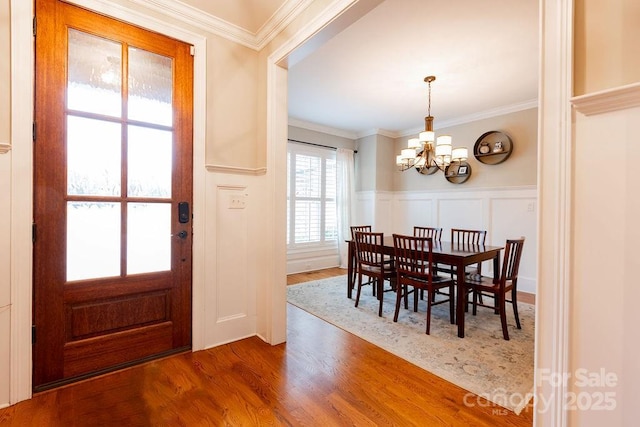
0;268;533;426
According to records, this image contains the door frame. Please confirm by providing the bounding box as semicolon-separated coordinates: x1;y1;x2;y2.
9;0;207;402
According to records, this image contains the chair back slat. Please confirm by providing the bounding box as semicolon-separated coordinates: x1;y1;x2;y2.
413;226;442;241
501;238;525;283
350;225;372;240
451;228;487;245
353;231;385;268
393;234;434;281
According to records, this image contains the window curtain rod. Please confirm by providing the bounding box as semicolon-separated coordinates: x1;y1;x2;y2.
287;138;357;153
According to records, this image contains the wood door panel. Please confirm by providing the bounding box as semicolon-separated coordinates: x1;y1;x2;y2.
63;323;174;378
34;0;193;389
63;274;173;303
66;291;170;340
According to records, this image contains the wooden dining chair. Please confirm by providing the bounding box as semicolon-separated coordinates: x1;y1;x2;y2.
451;228;487;246
413;226;442;300
392;234;455;334
353;231;396;317
447;228;488;278
350;225;372;294
413;226;442;241
464;237;525;340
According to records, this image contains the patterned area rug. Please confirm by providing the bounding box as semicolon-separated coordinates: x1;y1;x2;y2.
287;275;534;414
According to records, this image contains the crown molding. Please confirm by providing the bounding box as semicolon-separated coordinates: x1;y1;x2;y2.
356;128;400;139
0;143;10;154
254;0;316;50
129;0;313;51
399;99;539;137
288;117;358;140
571;82;640;116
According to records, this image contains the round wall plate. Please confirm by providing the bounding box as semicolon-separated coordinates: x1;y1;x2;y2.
473;130;513;165
444;161;471;184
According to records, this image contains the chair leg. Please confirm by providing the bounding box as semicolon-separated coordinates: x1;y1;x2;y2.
413;287;419;312
377;277;384;317
393;285;404;322
425;289;432;335
403;284;409;309
355;272;363;308
448;284;455;324
499;293;510;340
512;289;521;329
472;288;478;316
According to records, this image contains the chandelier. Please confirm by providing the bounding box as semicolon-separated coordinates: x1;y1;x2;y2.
396;76;468;175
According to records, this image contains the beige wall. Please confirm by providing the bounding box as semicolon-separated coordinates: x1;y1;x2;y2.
204;36;260;168
288;125;356;151
394;108;538;192
1;0;9;146
354;134;376;192
574;0;640;94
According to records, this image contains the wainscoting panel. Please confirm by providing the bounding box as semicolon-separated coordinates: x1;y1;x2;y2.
355;191;376;228
393;196;435;235
437;198;486;238
203;172;258;348
287;247;339;274
490;196;537;293
390;186;537;294
374;192;394;235
216;185;250;321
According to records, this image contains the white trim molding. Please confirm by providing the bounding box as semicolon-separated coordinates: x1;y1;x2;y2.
535;0;573;425
128;0;314;51
205;164;267;176
571;82;640;116
0;143;10;154
10;0;35;404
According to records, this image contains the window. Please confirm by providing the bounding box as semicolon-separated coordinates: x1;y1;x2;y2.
287;143;337;249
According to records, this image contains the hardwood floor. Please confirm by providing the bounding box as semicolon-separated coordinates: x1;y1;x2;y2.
0;268;533;426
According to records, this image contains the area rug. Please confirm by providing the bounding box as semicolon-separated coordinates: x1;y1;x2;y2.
287;275;534;414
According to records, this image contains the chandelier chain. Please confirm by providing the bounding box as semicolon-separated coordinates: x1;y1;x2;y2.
427;80;432;117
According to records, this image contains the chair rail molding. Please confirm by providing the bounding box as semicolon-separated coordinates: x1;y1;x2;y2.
206;164;267;176
0;143;10;154
571;82;640;116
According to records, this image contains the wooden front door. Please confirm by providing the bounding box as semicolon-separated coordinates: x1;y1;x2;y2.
33;0;194;390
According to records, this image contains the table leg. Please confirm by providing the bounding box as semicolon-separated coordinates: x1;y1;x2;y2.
347;240;354;298
456;260;466;338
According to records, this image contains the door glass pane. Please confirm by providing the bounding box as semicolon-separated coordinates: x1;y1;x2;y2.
127;126;172;198
67;116;121;196
128;47;172;126
67;29;122;117
67;202;121;281
127;203;171;274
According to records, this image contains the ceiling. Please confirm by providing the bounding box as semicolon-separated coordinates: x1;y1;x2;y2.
179;0;539;139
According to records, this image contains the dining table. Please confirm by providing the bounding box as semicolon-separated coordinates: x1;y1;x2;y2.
347;236;504;338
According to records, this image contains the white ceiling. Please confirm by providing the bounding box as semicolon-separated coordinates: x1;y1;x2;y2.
179;0;539;139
